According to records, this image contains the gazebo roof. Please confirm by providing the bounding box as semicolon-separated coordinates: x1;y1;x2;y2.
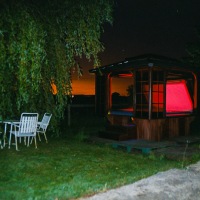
89;54;195;74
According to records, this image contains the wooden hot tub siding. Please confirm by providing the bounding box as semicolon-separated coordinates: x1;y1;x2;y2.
107;114;195;141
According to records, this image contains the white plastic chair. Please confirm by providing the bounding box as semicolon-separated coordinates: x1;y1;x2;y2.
9;113;39;151
37;113;52;143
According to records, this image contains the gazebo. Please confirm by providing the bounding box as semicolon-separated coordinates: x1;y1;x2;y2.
89;54;198;141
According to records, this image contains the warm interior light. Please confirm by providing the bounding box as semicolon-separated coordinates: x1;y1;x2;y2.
144;80;193;112
166;81;193;113
118;73;133;78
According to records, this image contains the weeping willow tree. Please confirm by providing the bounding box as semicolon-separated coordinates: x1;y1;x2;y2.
0;0;113;135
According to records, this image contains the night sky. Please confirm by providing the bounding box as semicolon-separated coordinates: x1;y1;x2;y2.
72;0;200;95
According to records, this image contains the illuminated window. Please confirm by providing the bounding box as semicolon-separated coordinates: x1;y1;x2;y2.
110;73;133;110
151;70;165;118
166;80;193;114
135;70;149;118
135;69;195;119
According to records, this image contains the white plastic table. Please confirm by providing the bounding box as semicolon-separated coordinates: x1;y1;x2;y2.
0;120;18;148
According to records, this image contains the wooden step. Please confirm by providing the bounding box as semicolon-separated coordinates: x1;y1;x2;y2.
112;140;176;154
98;128;137;141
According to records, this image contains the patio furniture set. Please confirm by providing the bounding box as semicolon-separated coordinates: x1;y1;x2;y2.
0;112;52;151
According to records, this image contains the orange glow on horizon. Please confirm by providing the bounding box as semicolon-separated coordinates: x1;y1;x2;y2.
72;78;95;95
72;78;130;96
72;74;133;96
51;82;57;95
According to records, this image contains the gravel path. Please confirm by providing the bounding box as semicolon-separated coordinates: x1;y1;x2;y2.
79;161;200;200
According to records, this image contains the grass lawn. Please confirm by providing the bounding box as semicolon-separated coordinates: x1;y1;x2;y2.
0;114;200;200
0;137;199;200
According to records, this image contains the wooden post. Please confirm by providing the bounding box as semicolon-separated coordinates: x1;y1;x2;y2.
133;70;136;117
67;104;95;127
68;104;71;127
148;66;152;120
